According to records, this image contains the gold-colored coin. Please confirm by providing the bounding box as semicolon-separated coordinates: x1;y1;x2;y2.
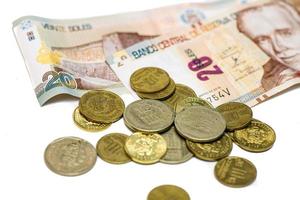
79;90;125;123
186;135;232;161
175;97;214;113
147;185;190;200
125;132;167;164
96;133;131;164
130;67;170;93
216;102;253;131
233;120;276;152
214;156;257;188
73;107;111;132
137;79;176;100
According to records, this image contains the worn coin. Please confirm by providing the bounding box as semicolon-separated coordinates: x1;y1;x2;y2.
44;136;97;176
124;99;175;133
130;67;170;93
125;132;167;164
176;97;214;113
175;106;226;142
79;90;125;123
137;79;176;100
214;156;257;187
160;126;193;164
96;133;131;164
216;102;253;131
147;185;190;200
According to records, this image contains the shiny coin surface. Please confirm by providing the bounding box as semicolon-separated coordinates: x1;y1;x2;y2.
147;185;190;200
96;133;131;164
125;132;167;164
233;121;276;152
175;106;226;142
137;79;176;100
176;97;213;113
79;90;125;123
44;136;97;176
160;126;193;164
214;156;257;188
216;102;253;131
124;99;175;133
130;67;170;93
73;107;111;132
186;135;232;161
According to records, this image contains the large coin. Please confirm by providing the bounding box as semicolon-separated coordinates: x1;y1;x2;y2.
175;106;226;142
73;107;111;132
233;120;276;152
137;79;176;100
147;185;190;200
79;90;125;123
186;135;232;161
124;132;167;164
124;99;175;133
160;126;193;164
175;97;214;113
216;102;253;131
214;156;257;187
96;133;131;164
44;137;97;176
130;67;170;93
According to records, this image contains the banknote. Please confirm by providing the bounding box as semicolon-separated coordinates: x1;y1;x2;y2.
109;0;300;107
13;0;251;105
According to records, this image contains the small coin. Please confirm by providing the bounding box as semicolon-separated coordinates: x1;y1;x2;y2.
125;132;167;164
130;67;170;93
233;120;276;152
147;185;190;200
175;106;226;142
73;107;111;132
96;133;131;164
176;97;214;113
79;90;125;123
137;79;176;100
44;136;97;176
216;102;253;131
124;99;175;133
160;126;193;164
214;156;257;187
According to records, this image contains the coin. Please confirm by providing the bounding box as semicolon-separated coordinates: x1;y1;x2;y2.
130;67;170;93
79;90;125;123
160;126;193;164
96;133;131;164
44;136;97;176
73;107;111;132
175;106;226;142
214;156;257;187
175;97;214;112
124;132;167;164
124;99;175;133
147;185;190;200
137;78;176;100
233;120;276;152
186;135;232;161
216;102;253;131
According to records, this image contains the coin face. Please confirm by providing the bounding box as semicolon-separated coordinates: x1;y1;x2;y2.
147;185;190;200
160;126;193;164
233;121;276;152
124;99;175;133
79;90;125;123
186;135;232;161
96;133;131;164
130;67;170;93
176;97;214;113
125;132;167;164
214;156;257;187
44;137;97;176
137;79;176;100
175;106;226;142
216;102;253;131
73;107;111;132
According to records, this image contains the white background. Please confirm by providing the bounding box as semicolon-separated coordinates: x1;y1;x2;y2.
1;0;300;199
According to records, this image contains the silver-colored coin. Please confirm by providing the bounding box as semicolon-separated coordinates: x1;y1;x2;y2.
44;136;97;176
124;99;175;133
175;97;214;113
175;106;226;142
160;126;193;164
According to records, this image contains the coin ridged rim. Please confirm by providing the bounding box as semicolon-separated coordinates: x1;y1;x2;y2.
147;185;191;200
175;97;214;113
137;79;176;100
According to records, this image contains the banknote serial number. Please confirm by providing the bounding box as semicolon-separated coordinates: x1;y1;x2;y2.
205;87;231;103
